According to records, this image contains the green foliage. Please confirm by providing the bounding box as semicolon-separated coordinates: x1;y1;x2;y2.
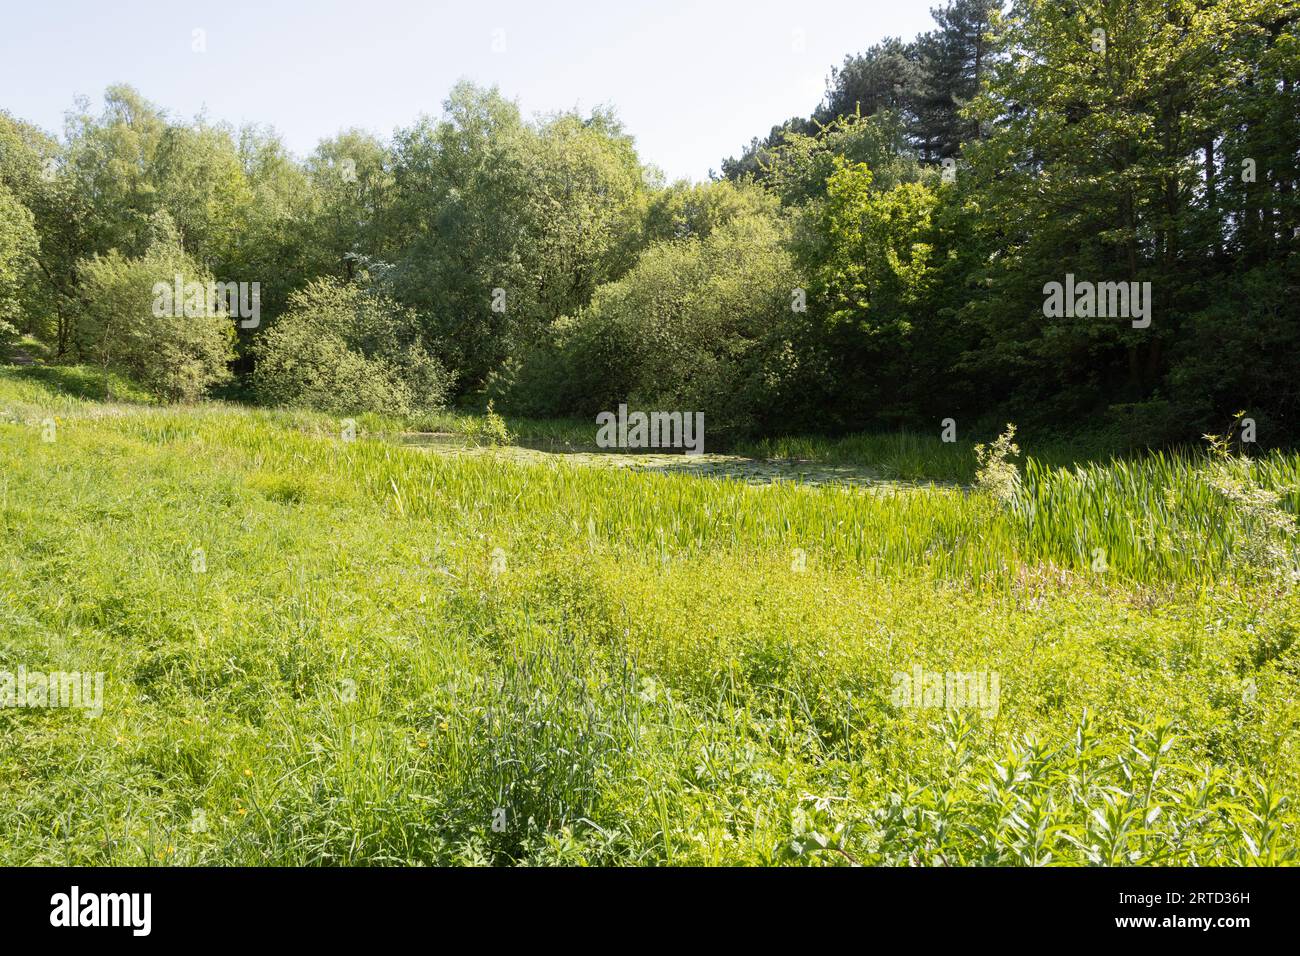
715;0;1300;443
1168;263;1300;435
387;84;649;390
1;370;1296;865
304;129;396;281
500;211;807;435
1202;428;1300;584
74;227;234;401
951;0;1297;430
643;178;780;243
811;157;938;334
252;277;451;415
2;0;1299;872
2;0;1298;446
758;111;925;207
457;400;514;447
0;183;39;354
974;423;1022;504
873;713;1295;865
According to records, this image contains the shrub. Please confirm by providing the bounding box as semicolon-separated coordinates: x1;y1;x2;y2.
496;211;807;436
1202;430;1299;585
974;424;1021;505
0;318;17;360
74;234;234;401
457;400;513;446
253;277;452;415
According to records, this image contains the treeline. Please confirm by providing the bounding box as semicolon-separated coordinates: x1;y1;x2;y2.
2;0;1298;445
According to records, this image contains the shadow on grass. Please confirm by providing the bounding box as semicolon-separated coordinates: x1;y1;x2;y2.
621;455;958;489
399;433;954;489
0;362;153;404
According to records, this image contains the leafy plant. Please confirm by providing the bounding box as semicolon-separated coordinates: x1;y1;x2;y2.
458;400;514;447
1202;427;1298;585
974;423;1021;506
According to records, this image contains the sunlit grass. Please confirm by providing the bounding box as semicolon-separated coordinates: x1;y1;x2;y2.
0;366;1296;865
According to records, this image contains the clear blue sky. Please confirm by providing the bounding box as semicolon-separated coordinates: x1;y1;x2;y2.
1;0;937;182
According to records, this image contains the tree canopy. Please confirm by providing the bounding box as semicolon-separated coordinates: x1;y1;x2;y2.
1;0;1296;445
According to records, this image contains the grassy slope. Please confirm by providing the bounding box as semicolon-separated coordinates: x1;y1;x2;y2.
0;366;1297;865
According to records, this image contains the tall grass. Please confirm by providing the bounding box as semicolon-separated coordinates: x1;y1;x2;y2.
0;367;1296;866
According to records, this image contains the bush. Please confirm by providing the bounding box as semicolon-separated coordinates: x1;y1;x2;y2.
457;400;514;446
1103;400;1187;452
1201;432;1300;586
495;211;807;437
974;424;1021;505
253;277;452;415
74;233;234;401
1169;264;1300;444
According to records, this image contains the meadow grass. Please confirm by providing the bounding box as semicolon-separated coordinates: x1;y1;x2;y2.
0;366;1297;865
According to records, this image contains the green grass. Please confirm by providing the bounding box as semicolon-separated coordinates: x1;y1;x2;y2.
0;361;155;412
734;431;981;482
730;428;1221;485
0;366;1297;865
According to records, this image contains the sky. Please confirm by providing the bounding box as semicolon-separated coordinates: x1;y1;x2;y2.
1;0;938;182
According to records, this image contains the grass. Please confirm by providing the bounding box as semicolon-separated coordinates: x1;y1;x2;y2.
0;365;1297;865
734;431;981;482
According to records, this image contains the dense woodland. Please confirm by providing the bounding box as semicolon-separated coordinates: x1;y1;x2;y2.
2;0;1298;446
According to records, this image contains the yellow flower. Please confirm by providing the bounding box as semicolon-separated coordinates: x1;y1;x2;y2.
243;768;253;777
236;807;248;816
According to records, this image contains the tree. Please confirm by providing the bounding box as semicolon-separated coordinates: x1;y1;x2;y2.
387;83;538;387
0;182;40;353
644;178;782;243
62;85;170;259
521;108;647;324
958;0;1268;428
253;276;451;415
912;0;1002;160
792;157;949;425
388;83;650;391
723;4;1003;179
0;111;93;353
75;217;235;401
817;37;926;127
498;210;808;435
305;130;396;282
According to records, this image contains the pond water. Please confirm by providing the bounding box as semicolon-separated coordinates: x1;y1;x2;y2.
396;432;955;491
